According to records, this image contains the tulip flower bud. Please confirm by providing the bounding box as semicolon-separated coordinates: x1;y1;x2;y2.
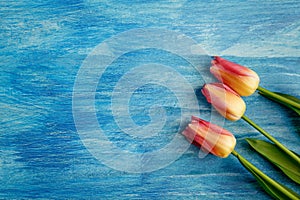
210;56;260;96
201;83;246;121
182;116;236;158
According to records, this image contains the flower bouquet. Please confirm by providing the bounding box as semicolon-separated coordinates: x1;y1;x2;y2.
182;56;300;199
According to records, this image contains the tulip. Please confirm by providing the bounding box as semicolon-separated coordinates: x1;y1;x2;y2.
210;56;300;110
201;83;246;121
210;56;260;96
182;116;236;158
182;116;300;199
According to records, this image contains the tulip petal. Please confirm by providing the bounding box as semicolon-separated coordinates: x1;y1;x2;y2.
212;56;256;77
182;116;236;158
201;83;246;121
182;124;214;153
210;56;260;96
191;116;232;136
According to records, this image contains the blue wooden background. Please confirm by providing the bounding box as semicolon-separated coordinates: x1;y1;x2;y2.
1;1;299;199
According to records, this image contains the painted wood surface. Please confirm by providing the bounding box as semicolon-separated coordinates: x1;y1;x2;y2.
1;1;299;199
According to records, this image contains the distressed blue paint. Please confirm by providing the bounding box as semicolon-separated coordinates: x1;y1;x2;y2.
1;1;299;199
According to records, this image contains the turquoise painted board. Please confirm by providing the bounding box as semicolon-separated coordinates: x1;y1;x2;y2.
1;1;299;199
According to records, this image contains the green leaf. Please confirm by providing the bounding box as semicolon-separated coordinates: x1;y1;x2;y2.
275;92;300;104
233;151;300;200
246;138;300;184
287;105;300;115
258;91;300;115
273;92;300;115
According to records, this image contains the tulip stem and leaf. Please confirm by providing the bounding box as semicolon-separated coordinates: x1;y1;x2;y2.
203;56;300;198
210;56;300;115
231;150;300;200
241;115;300;165
257;86;300;115
246;138;300;184
182;116;300;200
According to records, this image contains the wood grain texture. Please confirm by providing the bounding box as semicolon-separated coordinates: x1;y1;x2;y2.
0;1;299;199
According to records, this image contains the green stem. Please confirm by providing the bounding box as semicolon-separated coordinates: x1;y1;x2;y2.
231;150;299;200
257;86;300;109
232;151;274;183
242;115;300;164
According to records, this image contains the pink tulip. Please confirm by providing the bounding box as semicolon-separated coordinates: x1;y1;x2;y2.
201;83;246;121
210;56;260;96
182;116;236;158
